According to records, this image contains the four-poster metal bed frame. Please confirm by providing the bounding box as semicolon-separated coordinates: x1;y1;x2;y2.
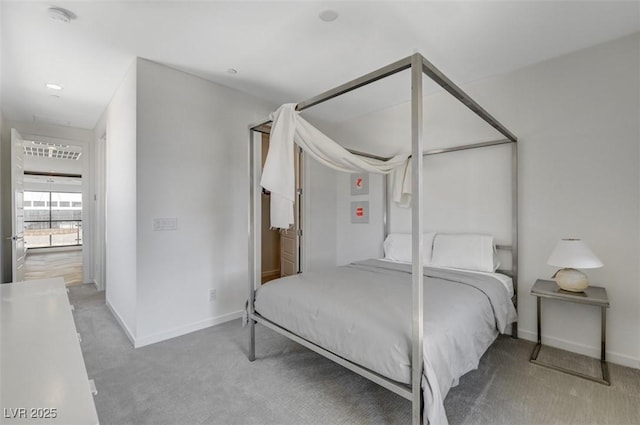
247;53;518;425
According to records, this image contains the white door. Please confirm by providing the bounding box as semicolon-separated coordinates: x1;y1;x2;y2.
11;129;25;282
280;228;297;276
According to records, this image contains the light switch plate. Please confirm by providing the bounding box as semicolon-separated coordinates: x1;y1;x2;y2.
152;217;178;231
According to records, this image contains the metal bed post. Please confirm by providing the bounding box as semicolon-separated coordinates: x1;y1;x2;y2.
383;175;390;239
511;141;519;338
248;128;259;361
410;53;425;425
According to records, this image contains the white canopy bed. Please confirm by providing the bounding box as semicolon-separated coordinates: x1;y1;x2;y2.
246;53;518;425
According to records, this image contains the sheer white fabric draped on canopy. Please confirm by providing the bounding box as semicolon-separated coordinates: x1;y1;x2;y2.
261;103;411;229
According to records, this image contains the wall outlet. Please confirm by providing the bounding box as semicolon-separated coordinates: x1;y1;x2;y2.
209;289;216;301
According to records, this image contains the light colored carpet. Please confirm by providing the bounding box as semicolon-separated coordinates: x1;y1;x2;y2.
69;284;640;425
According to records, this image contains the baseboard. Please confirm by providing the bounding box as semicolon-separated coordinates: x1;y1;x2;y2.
105;300;136;347
27;246;83;254
91;278;104;292
86;280;99;290
518;328;639;369
134;310;243;348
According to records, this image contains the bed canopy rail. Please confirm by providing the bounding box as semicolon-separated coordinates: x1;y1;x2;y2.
250;55;517;142
247;52;518;425
419;56;517;143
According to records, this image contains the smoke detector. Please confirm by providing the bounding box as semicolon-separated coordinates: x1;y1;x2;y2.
48;7;75;23
319;10;339;22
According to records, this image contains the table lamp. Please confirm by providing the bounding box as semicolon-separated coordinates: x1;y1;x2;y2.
547;238;603;292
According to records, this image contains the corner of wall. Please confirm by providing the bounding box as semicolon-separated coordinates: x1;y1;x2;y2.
0;113;4;282
636;31;640;367
0;118;13;283
105;298;137;347
104;57;138;338
0;1;4;282
91;108;108;292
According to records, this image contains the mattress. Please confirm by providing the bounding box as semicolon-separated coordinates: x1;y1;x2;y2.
253;259;517;424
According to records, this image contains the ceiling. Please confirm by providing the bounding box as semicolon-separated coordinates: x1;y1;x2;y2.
2;1;639;129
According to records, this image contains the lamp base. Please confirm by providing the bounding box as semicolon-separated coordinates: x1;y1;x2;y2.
553;268;589;292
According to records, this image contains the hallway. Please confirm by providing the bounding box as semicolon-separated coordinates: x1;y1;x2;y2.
24;248;83;286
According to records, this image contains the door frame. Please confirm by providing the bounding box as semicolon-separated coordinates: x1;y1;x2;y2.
15;132;91;285
256;133;304;282
92;131;106;291
279;146;303;277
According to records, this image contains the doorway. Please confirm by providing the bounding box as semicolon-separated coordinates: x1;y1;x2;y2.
16;135;85;286
260;133;302;284
22;183;84;285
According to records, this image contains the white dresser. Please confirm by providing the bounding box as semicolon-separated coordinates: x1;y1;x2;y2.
1;278;99;424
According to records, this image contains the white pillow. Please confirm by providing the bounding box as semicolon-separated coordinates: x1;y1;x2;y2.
431;233;497;272
383;233;436;264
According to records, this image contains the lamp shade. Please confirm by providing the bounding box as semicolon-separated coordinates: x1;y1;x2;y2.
547;239;603;269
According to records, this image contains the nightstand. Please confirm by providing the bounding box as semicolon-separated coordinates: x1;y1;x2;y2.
529;279;610;385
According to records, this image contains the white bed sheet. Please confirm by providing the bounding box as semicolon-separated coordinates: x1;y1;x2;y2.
254;259;517;425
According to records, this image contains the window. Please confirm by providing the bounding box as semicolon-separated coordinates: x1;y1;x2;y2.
24;191;82;248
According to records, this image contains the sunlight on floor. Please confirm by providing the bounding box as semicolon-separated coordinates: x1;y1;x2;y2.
24;248;83;286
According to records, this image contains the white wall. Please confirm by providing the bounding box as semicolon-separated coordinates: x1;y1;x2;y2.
23;180;81;193
324;88;513;265
23;155;83;176
301;157;339;271
103;60;138;342
334;172;385;265
127;59;275;346
0;112;4;282
0;2;4;282
2;121;93;148
507;33;639;368
91;118;106;291
323;33;640;368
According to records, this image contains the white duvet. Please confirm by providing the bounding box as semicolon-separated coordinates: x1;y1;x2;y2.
254;259;517;425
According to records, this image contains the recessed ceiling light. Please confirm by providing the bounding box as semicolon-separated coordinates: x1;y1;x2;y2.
48;7;75;23
319;10;339;22
227;68;238;75
46;83;63;91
